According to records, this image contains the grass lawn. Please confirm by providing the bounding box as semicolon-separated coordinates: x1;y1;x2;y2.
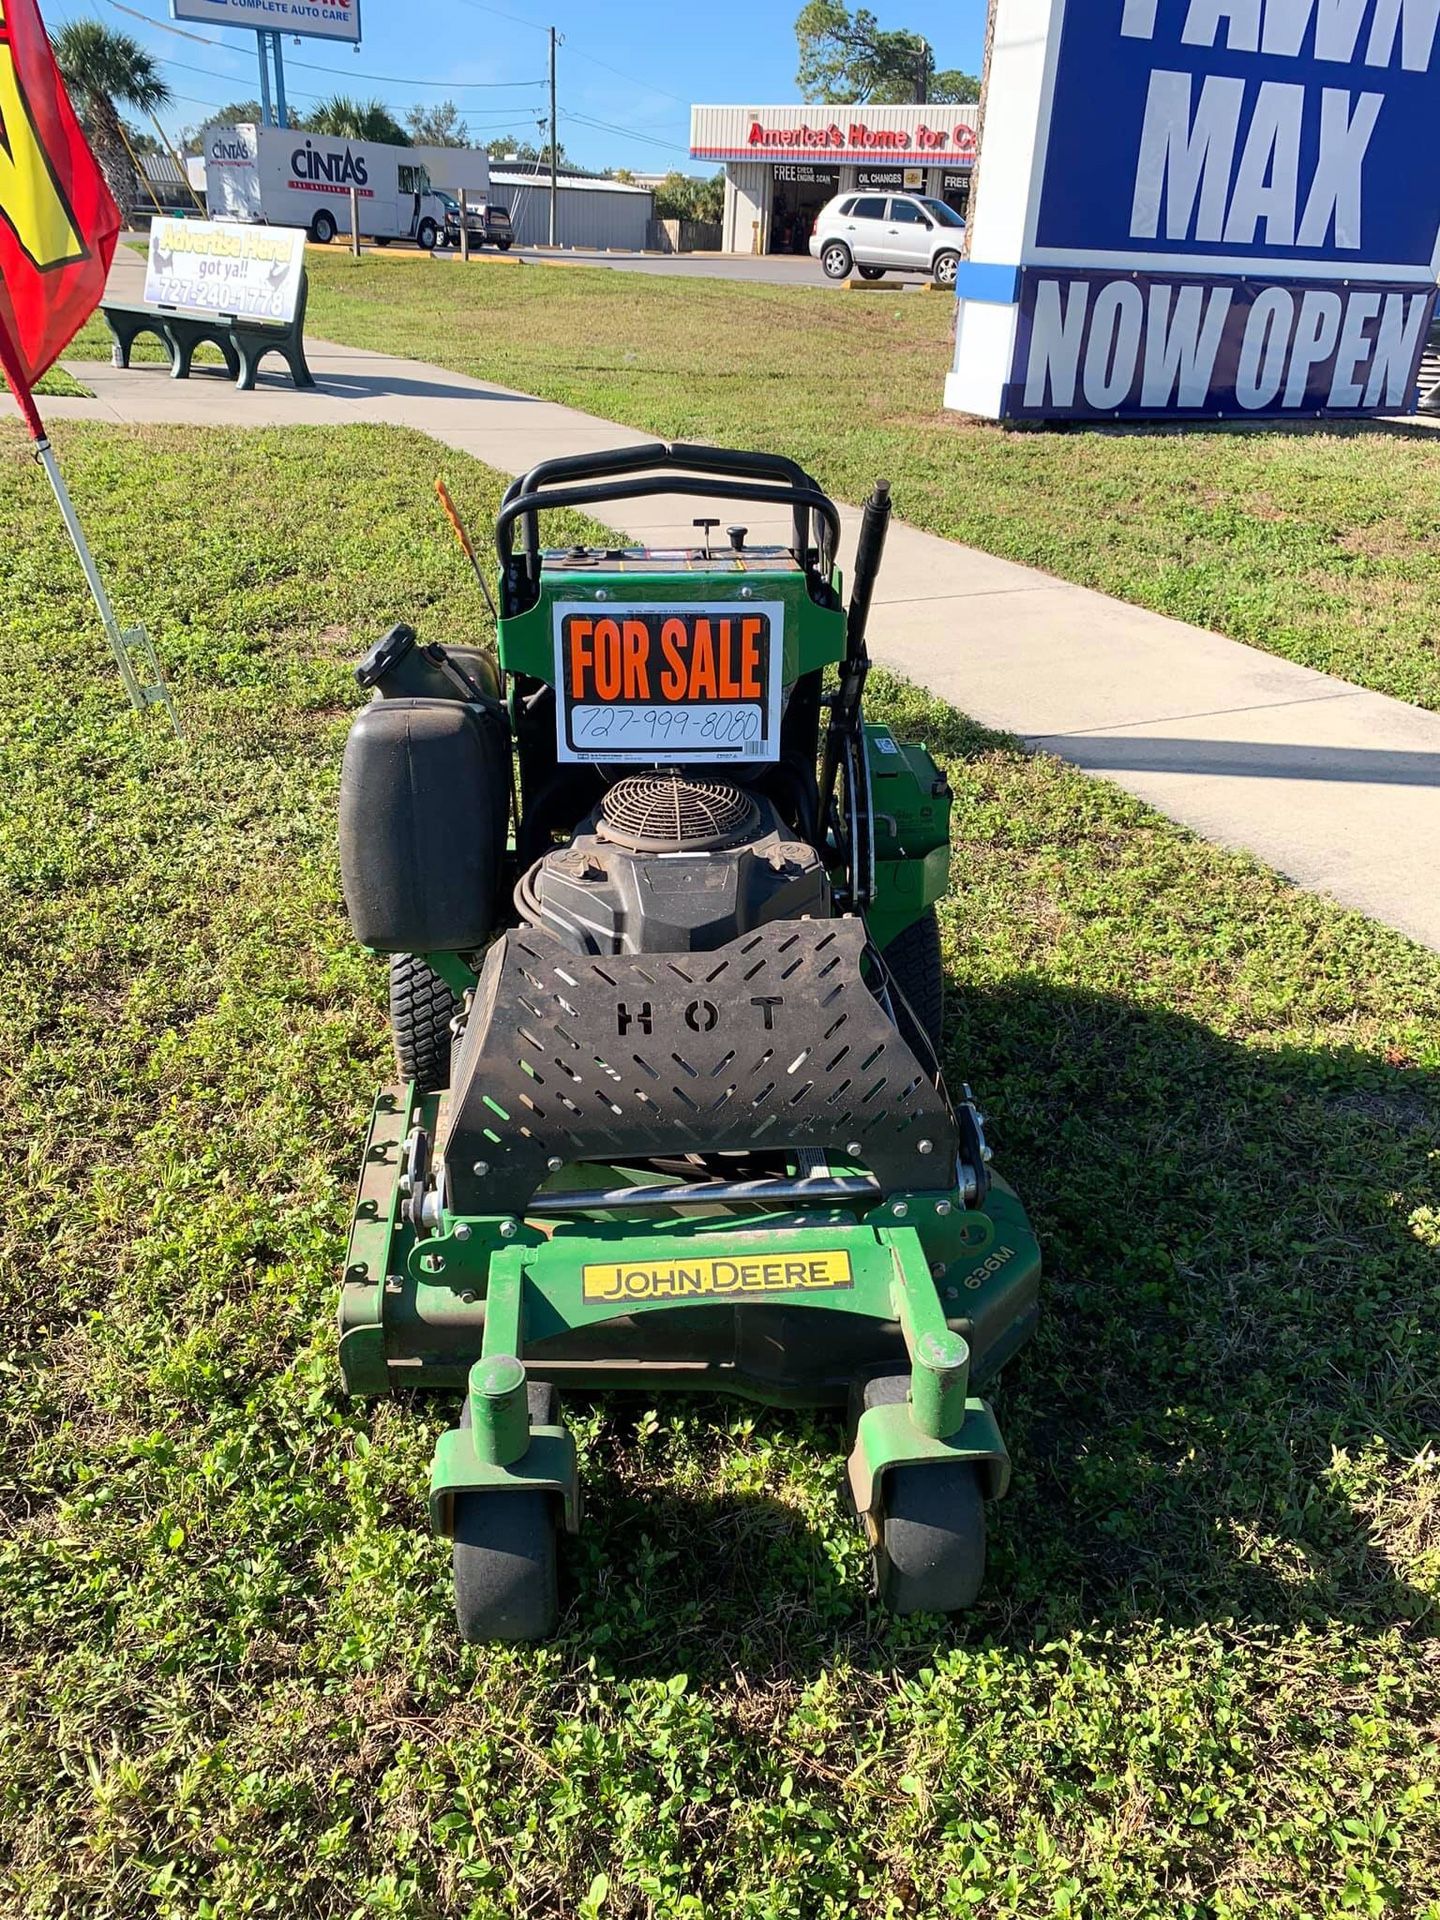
2;363;93;399
3;417;1439;1919
125;249;1437;716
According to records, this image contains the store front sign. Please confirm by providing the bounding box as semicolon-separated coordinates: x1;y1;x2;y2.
856;166;928;191
691;104;977;167
946;0;1440;421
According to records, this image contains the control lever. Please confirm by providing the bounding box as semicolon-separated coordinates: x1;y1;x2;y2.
727;524;748;552
693;516;719;557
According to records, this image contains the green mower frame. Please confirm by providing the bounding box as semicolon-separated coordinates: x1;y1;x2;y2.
337;442;1040;1639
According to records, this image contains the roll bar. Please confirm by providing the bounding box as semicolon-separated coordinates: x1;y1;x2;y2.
495;440;842;581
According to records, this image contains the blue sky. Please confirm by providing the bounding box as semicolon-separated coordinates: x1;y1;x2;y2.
47;0;988;171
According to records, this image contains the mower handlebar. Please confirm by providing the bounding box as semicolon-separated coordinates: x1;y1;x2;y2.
495;439;841;575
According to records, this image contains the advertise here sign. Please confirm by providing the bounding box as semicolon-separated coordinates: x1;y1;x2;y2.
948;0;1440;421
145;218;306;322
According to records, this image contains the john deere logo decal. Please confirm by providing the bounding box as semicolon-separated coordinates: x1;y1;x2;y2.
583;1250;854;1302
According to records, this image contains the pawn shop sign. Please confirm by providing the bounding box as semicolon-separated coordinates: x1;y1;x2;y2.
0;0;120;424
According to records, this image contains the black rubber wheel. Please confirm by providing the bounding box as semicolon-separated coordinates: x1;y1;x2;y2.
933;250;960;288
821;241;853;279
858;265;886;280
881;908;944;1058
876;1460;987;1615
310;209;336;244
496;238;513;252
374;236;391;247
389;953;460;1093
417;217;439;251
453;1385;560;1643
850;1373;988;1614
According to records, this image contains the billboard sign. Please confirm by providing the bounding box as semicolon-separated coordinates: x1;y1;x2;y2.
946;0;1440;421
171;0;360;43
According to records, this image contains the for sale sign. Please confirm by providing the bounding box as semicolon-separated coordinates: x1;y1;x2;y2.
553;600;784;765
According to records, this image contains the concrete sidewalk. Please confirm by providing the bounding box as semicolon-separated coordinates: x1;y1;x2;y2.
42;247;1440;951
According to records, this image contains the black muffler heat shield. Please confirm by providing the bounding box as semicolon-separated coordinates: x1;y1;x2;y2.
442;918;957;1214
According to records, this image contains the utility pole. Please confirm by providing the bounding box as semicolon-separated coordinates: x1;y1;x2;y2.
548;26;558;247
915;36;929;104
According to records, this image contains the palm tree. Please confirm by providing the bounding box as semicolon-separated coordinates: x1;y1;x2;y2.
51;22;170;222
305;96;410;146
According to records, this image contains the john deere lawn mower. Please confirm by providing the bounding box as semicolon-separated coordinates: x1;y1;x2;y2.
336;443;1040;1641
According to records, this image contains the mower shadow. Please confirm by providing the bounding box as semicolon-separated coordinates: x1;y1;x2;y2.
558;962;1437;1684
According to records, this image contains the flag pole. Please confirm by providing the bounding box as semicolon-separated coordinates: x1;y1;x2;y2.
0;321;183;734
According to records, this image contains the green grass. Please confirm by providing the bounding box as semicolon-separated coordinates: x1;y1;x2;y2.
3;418;1439;1919
2;361;93;399
192;250;1440;715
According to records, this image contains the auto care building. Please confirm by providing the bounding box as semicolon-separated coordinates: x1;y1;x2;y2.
690;103;978;255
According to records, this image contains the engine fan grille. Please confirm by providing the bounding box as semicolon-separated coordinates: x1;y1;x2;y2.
598;773;760;853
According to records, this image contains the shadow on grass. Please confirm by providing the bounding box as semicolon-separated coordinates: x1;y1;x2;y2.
550;956;1435;1683
539;705;1437;1679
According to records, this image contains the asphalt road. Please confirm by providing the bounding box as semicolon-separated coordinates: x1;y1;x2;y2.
435;245;938;289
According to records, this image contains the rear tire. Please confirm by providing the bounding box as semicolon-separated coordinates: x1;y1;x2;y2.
389;953;460;1093
453;1385;561;1644
821;241;853;279
858;265;886;281
882;908;944;1058
310;209;336;245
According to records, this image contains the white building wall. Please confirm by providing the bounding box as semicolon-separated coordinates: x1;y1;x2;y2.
721;162;770;254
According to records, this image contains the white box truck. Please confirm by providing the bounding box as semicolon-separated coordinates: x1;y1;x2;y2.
199;124;490;250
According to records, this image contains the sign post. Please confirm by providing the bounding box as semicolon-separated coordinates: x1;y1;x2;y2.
948;0;1440;422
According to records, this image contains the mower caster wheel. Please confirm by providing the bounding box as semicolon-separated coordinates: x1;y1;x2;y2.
874;1461;986;1616
852;1374;987;1615
453;1385;561;1644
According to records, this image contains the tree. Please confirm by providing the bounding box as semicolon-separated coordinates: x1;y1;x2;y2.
175;102;263;149
405;100;470;147
50;21;171;219
794;2;978;104
485;134;571;169
652;171;724;226
304;96;410;144
121;119;162;156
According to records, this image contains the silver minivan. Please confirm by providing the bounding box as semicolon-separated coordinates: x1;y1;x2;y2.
808;191;966;285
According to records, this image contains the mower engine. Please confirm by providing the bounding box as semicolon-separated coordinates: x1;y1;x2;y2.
522;771;828;955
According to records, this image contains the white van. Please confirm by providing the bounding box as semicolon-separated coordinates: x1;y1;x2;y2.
200;124;490;249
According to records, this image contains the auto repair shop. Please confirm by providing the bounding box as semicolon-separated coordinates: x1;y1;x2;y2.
690;103;978;255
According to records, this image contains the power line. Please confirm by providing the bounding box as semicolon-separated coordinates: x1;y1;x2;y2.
563;111;691;158
563;44;691;108
449;0;551;32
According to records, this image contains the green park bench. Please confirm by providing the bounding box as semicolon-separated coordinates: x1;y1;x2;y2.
100;268;315;393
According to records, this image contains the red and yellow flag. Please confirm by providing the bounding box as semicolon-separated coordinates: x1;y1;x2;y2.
0;0;120;413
